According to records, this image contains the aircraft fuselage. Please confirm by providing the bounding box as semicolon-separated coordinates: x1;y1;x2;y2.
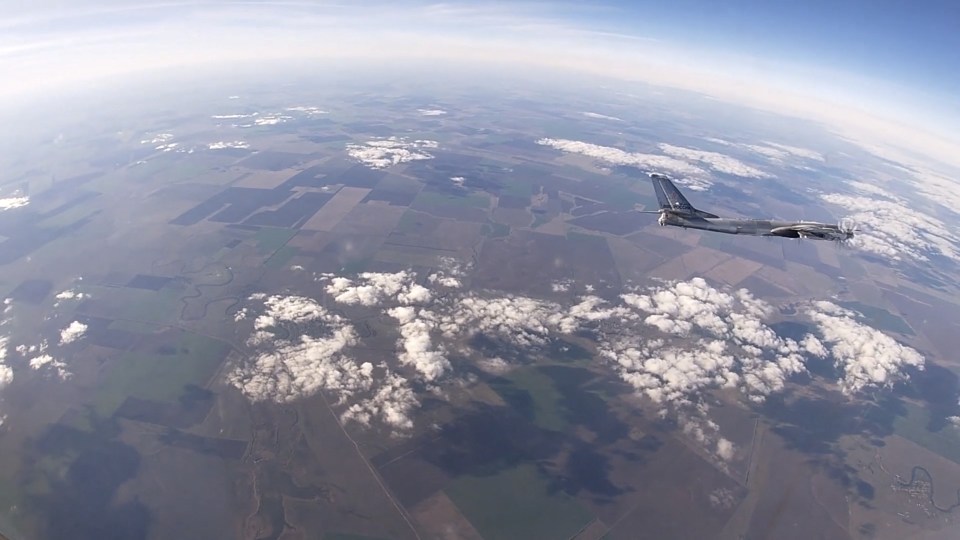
661;214;847;240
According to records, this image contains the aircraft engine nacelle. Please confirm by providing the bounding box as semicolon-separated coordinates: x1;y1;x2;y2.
769;227;802;239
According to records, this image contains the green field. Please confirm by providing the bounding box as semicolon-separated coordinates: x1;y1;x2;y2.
840;301;914;336
91;331;230;417
324;534;390;540
255;227;297;255
84;285;184;324
481;222;510;238
445;464;594;540
265;245;299;268
892;402;960;464
492;367;568;432
412;190;490;210
107;319;164;334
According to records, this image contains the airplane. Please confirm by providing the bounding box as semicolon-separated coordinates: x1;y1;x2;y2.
642;173;856;242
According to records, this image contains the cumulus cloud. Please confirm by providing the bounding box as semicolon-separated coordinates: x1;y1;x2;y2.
0;196;29;211
806;301;924;394
55;289;88;300
324;271;433;306
716;437;736;461
820;190;960;262
537;138;713;190
341;372;418;430
658;143;772;179
229;295;367;399
229;268;927;446
387;307;450;381
346;137;438;169
28;354;70;380
228;294;419;431
59;321;87;345
609;278;899;404
418;108;447;116
582;111;623;121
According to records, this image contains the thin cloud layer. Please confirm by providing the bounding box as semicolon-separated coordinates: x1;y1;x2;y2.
346;137;438;169
820;187;960;262
418;108;447;116
536;137;712;190
658;143;772;178
582;111;623;121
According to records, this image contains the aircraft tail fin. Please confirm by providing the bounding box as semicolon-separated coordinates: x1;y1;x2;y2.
649;173;719;218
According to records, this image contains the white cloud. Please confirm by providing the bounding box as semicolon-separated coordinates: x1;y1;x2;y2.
229;295;366;401
140;133;173;145
285;106;328;117
847;180;899;200
613;278;831;404
28;354;70;380
716;437;735;461
658;143;772;179
418;108;447;116
762;142;825;162
740;142;824;164
551;280;572;293
228;294;420;431
387;306;450;381
229;270;929;441
537;138;713;190
806;301;924;394
704;137;733;146
211;113;255;119
253;114;293;126
341;372;418;431
59;320;87;345
820;191;960;262
324;271;433;306
208;140;250;150
0;336;11;390
55;289;88;300
0;196;29;210
905;167;960;216
582;111;623;121
346;137;438;169
743;144;789;161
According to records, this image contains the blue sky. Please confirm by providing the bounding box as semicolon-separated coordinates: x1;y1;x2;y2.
1;0;957;154
587;0;960;98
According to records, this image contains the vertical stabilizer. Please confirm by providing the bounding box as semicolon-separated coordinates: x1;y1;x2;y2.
649;173;719;218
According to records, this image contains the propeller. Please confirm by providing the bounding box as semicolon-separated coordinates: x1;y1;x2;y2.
836;218;858;245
